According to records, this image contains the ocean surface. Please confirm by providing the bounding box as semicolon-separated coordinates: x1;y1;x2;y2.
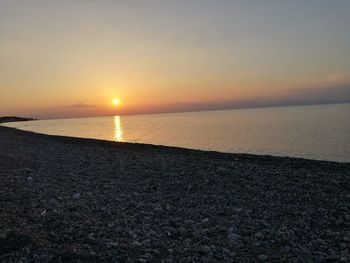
4;104;350;162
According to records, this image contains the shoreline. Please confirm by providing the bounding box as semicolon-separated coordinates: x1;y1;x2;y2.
0;126;349;262
1;125;348;165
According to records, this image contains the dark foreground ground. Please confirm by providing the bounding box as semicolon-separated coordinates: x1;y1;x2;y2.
0;116;36;124
0;126;349;262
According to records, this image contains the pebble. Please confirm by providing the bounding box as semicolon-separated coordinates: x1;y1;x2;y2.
222;248;231;255
201;218;210;225
255;232;264;239
228;228;241;244
109;242;118;247
72;193;80;200
200;245;211;254
1;126;349;262
141;253;153;261
259;255;268;261
132;240;142;247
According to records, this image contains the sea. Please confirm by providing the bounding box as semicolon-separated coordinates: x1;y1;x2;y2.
3;103;350;163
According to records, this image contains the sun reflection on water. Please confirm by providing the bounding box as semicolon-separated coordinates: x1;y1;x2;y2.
114;116;123;142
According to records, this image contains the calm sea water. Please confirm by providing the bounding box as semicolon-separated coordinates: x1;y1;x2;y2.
4;104;350;162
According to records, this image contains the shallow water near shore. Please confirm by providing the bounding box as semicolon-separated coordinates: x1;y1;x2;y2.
4;103;350;162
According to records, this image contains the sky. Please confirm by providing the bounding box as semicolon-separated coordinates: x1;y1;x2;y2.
1;0;350;118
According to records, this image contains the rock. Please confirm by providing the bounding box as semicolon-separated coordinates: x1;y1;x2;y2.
317;238;327;246
201;256;210;262
228;232;241;244
201;218;210;225
179;226;187;235
259;255;268;261
141;253;153;261
222;248;231;255
142;239;152;246
72;193;80;200
132;240;142;247
154;204;163;213
193;229;205;240
255;232;264;240
200;245;211;254
109;242;118;247
228;228;241;244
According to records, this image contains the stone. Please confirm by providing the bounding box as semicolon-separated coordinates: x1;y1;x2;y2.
72;193;80;200
255;232;264;240
179;226;187;235
109;242;118;247
259;255;268;261
200;245;211;254
222;248;231;255
201;218;210;225
132;240;142;247
228;228;241;244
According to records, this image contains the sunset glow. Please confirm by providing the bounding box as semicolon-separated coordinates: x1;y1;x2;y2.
1;2;350;262
113;98;121;106
114;116;123;142
0;1;349;119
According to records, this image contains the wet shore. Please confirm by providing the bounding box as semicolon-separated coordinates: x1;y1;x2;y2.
0;126;349;262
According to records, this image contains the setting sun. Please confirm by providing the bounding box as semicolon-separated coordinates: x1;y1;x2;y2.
112;98;121;106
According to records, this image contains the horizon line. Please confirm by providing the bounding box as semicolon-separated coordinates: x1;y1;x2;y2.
15;100;350;121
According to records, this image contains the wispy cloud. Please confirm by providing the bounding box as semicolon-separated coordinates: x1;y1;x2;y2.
69;103;96;108
20;75;350;119
276;84;350;105
327;72;350;85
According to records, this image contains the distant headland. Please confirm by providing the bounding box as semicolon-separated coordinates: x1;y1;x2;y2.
0;116;37;124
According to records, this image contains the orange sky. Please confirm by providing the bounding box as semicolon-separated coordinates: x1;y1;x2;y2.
1;1;349;118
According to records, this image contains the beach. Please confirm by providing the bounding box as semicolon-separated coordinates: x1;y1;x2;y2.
0;126;349;262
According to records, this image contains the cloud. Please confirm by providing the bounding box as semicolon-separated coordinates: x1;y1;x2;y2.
145;85;350;114
23;78;350;119
69;103;95;108
282;84;350;103
327;72;350;84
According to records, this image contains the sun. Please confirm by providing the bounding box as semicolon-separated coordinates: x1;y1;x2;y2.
112;98;121;106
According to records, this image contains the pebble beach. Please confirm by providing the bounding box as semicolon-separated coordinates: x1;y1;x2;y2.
0;126;349;262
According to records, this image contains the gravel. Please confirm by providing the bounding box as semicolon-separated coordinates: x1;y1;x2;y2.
0;126;349;262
